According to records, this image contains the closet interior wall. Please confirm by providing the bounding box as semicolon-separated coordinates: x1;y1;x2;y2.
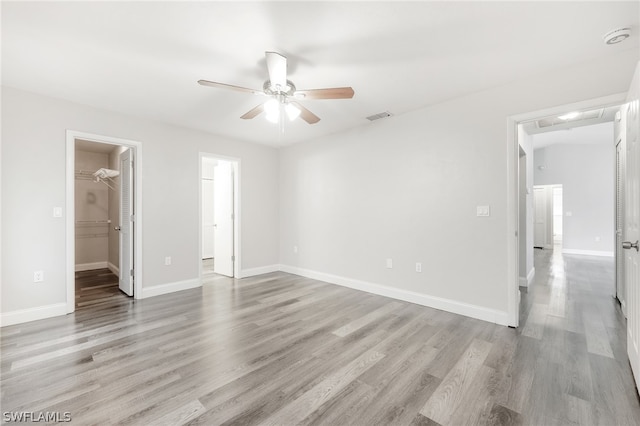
74;146;121;275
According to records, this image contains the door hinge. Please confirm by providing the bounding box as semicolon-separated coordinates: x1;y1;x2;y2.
231;255;235;262
130;269;134;276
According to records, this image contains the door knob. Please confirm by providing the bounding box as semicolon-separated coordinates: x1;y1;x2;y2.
622;240;639;251
114;226;121;231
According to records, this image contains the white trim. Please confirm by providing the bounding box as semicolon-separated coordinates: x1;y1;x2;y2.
240;264;280;278
108;262;120;276
1;303;67;327
75;261;108;272
279;265;510;326
527;267;535;286
519;267;535;288
507;119;519;327
562;249;614;257
198;153;241;282
507;92;626;328
66;130;144;314
141;278;201;299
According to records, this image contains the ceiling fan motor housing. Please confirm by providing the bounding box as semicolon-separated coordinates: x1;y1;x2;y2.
264;80;296;96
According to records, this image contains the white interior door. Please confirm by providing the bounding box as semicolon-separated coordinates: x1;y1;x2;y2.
534;187;547;248
119;148;134;296
202;178;214;259
213;160;234;277
616;126;627;314
624;64;640;391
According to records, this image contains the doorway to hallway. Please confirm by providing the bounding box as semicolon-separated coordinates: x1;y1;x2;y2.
200;154;240;281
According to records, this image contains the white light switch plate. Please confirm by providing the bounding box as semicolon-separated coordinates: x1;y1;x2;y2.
53;207;62;218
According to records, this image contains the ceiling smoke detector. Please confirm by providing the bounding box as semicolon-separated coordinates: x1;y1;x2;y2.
603;28;631;45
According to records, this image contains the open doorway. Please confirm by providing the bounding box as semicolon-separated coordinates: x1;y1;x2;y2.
66;131;143;313
200;153;240;281
552;186;563;245
508;93;625;327
532;184;562;250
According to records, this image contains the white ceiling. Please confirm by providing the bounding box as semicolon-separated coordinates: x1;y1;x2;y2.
2;1;638;147
531;121;614;150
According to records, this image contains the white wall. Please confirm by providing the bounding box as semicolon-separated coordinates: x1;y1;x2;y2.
75;149;109;268
533;125;615;255
279;51;637;322
1;86;279;316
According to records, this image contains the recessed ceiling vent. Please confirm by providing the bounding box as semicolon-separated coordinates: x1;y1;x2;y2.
366;111;393;121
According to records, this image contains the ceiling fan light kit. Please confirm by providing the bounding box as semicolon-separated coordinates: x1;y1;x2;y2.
199;51;354;126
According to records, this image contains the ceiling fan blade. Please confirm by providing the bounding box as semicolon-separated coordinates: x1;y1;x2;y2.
291;101;320;124
240;103;265;119
265;51;287;91
198;80;263;96
295;87;355;100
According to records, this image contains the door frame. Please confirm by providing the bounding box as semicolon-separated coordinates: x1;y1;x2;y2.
66;130;143;313
506;92;626;327
198;152;241;281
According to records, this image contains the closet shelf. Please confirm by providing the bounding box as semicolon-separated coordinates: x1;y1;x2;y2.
76;220;111;224
74;168;119;191
75;233;109;239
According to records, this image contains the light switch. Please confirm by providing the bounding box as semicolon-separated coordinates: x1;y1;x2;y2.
53;207;62;218
566;211;573;217
386;258;393;269
476;206;490;217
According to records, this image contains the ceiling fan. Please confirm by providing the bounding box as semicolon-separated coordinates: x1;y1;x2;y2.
198;51;354;125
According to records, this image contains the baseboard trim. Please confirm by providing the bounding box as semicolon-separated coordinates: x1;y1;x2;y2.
141;278;201;299
240;264;280;278
1;303;67;327
75;261;108;272
107;262;120;276
279;265;509;326
562;249;614;257
519;267;535;288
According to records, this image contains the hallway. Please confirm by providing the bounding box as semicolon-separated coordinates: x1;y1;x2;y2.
518;248;639;424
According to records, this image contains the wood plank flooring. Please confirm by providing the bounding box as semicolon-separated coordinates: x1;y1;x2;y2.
2;249;640;425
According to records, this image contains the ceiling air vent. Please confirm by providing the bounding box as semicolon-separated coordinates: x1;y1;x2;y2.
366;111;393;121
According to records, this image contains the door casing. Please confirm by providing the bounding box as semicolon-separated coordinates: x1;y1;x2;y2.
507;92;626;327
66;131;143;313
199;153;241;281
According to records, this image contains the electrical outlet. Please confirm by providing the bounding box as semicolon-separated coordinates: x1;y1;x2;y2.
476;205;490;217
595;236;601;242
416;263;422;273
165;256;171;266
33;271;44;282
386;258;393;269
293;245;298;254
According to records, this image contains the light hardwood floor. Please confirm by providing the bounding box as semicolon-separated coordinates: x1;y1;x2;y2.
1;250;639;425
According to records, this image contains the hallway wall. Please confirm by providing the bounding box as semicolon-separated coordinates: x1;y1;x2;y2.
534;124;615;256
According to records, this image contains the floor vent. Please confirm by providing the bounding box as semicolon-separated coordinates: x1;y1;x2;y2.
366;111;393;121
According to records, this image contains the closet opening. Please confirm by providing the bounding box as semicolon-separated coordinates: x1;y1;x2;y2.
66;131;143;313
